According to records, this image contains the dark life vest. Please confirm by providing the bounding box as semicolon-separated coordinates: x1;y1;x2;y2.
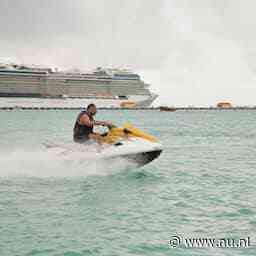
73;111;94;142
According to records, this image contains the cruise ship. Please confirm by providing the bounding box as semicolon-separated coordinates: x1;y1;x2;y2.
0;63;157;108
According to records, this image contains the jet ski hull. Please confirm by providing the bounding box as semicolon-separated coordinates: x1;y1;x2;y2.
121;149;162;166
45;125;163;168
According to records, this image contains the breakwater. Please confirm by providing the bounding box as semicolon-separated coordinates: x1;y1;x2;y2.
1;107;256;111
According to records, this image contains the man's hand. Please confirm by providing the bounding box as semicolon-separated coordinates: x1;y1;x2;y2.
102;121;114;127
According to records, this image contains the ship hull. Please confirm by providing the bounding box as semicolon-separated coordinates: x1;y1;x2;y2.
0;95;156;109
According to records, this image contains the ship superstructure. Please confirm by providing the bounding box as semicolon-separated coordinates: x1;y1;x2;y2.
0;64;157;108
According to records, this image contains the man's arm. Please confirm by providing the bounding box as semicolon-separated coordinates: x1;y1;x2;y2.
94;120;114;127
80;115;112;127
94;120;108;126
79;114;94;127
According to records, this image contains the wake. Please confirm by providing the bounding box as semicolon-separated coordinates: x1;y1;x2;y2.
0;145;133;178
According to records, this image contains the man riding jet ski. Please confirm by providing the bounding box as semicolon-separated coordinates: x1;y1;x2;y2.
71;104;162;166
73;103;113;144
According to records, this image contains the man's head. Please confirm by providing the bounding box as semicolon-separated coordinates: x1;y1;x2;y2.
87;103;97;116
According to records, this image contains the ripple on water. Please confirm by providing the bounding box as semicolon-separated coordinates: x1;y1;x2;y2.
1;110;256;256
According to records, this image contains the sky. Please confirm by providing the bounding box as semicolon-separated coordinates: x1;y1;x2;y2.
1;0;256;106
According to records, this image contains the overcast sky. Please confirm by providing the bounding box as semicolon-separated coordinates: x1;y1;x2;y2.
1;0;256;106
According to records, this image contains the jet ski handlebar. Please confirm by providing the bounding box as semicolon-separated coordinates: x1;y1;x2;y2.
106;125;131;134
106;124;116;129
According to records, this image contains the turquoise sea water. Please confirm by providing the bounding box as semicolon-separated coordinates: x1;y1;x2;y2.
0;109;255;256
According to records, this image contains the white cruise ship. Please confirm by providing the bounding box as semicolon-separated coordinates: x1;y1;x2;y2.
0;63;157;109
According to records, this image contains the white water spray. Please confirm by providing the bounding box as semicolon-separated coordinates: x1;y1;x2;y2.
0;147;133;178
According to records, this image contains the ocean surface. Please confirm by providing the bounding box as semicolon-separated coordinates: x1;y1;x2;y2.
0;109;255;256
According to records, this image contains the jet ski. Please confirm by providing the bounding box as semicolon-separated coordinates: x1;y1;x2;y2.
45;124;163;167
99;124;163;166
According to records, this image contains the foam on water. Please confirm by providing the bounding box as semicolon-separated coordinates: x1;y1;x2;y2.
0;147;134;178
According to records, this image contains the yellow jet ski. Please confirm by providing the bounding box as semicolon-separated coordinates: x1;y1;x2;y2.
98;124;163;166
45;124;162;167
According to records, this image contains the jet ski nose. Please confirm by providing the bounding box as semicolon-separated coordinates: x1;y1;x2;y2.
126;148;162;167
143;149;162;165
